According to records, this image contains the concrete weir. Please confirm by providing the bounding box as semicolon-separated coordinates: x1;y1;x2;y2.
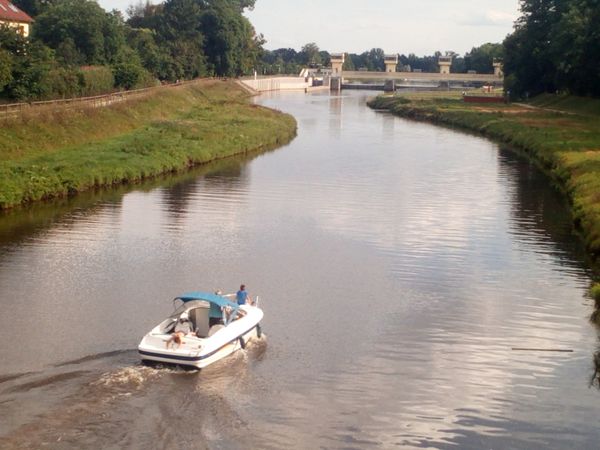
240;76;319;93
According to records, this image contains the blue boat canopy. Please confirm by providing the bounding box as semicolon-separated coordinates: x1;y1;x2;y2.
176;291;239;310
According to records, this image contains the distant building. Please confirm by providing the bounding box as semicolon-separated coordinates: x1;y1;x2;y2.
438;55;453;74
330;53;345;75
384;54;398;73
0;0;33;37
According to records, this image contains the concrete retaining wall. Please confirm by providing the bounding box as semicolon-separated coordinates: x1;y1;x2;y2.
240;77;312;92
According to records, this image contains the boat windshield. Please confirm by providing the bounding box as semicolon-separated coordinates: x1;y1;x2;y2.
170;299;209;318
171;294;244;324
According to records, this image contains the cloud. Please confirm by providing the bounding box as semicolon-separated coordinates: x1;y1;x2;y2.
458;9;518;27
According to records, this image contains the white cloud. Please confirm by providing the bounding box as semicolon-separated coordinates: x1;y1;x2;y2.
97;0;520;55
457;9;518;27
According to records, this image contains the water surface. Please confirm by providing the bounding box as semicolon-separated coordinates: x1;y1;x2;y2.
0;91;599;449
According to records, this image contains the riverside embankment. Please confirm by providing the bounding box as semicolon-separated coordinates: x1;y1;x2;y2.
368;93;600;258
0;79;296;209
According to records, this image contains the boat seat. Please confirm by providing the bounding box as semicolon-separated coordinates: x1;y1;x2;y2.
191;307;210;338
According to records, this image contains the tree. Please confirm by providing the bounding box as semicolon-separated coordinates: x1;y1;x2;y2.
33;0;126;65
7;41;57;100
399;53;439;72
363;48;385;71
465;43;503;73
11;0;57;17
342;53;355;71
155;0;206;79
200;0;262;76
299;42;321;66
502;0;582;97
0;49;13;92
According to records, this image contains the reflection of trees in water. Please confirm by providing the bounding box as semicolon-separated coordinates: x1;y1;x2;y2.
499;147;600;378
159;153;259;223
498;146;596;273
0;149;274;251
0;189;122;251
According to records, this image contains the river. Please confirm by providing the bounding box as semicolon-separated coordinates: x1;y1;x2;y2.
0;91;599;449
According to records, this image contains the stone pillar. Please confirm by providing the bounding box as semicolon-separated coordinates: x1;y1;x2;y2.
384;54;398;73
330;77;342;92
438;55;452;74
384;80;395;92
493;59;503;77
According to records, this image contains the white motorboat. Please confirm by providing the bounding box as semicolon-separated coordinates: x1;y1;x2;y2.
138;291;263;369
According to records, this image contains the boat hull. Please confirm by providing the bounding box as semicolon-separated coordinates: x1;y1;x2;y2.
138;305;263;369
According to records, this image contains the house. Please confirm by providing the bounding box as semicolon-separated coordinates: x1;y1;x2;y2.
0;0;33;37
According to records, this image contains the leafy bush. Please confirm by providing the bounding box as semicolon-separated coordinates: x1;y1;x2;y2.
0;49;13;92
112;62;147;90
80;65;115;96
591;284;600;302
44;67;81;98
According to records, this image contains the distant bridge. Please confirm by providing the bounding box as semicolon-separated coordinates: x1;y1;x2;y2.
341;71;503;84
324;53;504;91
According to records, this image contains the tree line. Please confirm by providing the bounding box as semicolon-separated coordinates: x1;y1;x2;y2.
259;43;503;76
3;0;597;102
503;0;600;98
0;0;263;101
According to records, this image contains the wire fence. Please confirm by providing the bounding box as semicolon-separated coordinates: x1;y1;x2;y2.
0;78;209;120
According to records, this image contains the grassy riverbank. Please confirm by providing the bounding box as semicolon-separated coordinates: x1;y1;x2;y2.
0;80;296;209
368;92;600;257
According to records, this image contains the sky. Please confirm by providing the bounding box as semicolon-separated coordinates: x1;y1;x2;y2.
98;0;521;55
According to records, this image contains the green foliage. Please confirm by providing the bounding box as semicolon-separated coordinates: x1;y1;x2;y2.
464;43;503;74
7;41;56;101
591;284;600;302
504;0;600;97
342;53;355;71
0;49;13;91
201;1;264;76
354;48;386;71
79;66;115;96
398;52;441;73
33;0;125;65
11;0;55;17
0;24;28;54
44;66;81;98
259;48;300;75
299;43;322;66
112;62;147;90
2;0;266;99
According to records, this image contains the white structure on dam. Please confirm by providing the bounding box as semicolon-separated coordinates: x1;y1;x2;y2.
240;76;315;93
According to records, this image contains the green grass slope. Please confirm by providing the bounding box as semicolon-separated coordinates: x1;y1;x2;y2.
0;80;297;208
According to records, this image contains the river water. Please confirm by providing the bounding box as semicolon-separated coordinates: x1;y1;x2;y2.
1;91;599;449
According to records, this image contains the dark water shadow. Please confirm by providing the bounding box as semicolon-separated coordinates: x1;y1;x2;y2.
498;146;598;274
4;370;90;394
0;372;35;385
54;350;134;368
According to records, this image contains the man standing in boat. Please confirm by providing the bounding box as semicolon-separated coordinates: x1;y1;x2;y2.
236;284;253;305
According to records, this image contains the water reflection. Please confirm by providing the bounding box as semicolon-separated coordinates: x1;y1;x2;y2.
499;147;597;274
1;90;599;449
0;156;257;252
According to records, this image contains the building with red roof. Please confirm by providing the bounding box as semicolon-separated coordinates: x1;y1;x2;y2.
0;0;33;37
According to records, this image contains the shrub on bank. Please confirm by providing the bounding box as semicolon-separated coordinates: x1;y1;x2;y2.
80;66;115;97
592;284;600;302
0;81;297;208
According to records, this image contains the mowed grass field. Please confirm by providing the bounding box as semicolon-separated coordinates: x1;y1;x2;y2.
0;80;297;209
